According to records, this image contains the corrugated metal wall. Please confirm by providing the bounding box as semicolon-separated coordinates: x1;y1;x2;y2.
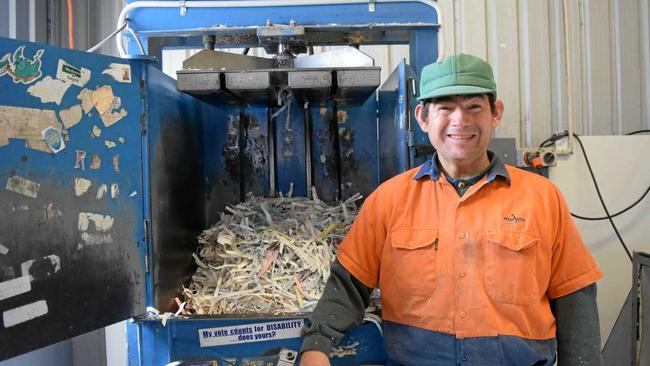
0;0;121;56
437;0;650;147
2;0;649;148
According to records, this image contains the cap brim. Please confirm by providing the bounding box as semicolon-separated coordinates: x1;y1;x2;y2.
417;85;495;101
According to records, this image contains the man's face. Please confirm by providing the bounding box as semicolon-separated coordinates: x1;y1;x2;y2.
415;94;504;171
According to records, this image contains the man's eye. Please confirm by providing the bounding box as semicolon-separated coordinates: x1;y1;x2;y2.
468;105;482;110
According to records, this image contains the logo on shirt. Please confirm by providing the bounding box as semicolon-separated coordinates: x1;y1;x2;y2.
503;214;526;224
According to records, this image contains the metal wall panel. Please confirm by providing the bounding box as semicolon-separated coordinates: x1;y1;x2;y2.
1;0;121;55
437;0;650;150
614;0;643;134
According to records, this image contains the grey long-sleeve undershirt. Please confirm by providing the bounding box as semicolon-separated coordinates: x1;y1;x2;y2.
301;259;601;365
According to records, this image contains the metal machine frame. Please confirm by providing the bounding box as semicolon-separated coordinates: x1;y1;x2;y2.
118;3;441;365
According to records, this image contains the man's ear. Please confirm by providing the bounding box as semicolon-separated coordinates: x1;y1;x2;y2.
415;103;429;133
492;99;504;128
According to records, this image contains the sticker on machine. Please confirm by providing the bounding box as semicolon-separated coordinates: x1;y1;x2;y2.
0;46;44;84
102;63;131;83
0;276;31;302
56;59;90;87
3;300;48;328
198;319;304;348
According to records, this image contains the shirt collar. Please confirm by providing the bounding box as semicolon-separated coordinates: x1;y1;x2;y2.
414;151;511;184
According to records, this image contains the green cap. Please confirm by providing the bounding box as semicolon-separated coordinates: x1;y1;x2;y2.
417;53;497;101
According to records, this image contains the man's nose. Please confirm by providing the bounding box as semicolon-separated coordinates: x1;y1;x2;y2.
449;107;470;126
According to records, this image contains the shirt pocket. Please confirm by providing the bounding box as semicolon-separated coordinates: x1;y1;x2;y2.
483;230;541;305
387;228;438;297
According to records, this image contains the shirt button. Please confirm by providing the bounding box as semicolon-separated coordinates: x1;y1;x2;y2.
458;232;467;239
459;311;466;318
458;181;466;189
461;355;468;361
459;272;466;278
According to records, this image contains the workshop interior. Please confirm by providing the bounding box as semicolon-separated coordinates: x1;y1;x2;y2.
0;0;649;365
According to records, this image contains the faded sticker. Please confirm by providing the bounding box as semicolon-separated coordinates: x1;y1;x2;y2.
74;177;92;196
27;76;71;105
0;244;8;255
77;88;94;114
198;319;304;348
3;300;48;328
90;154;101;169
102;63;131;83
111;184;119;198
42;127;65;153
74;150;87;170
78;212;114;232
112;155;119;173
11;204;29;212
58;105;82;129
81;232;114;246
19;260;34;278
0;276;31;302
92;86;114;115
0;105;64;153
100;109;128;127
45;203;62;220
118;137;125;144
0;46;44;84
6;176;40;198
96;184;107;199
92;125;101;138
91;86;128;127
56;59;90;87
21;255;61;281
105;140;116;149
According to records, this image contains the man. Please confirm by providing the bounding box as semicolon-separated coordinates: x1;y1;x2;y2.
299;54;603;365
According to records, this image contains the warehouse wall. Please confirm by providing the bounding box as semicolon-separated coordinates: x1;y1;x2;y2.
438;0;650;147
0;0;121;55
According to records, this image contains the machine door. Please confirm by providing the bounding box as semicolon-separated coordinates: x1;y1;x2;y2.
378;60;417;181
0;37;146;360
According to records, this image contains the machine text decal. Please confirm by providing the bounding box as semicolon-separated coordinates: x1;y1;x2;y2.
198;319;304;348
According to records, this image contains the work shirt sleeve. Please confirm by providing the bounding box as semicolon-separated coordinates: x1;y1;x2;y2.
547;186;603;299
336;191;387;288
300;259;373;355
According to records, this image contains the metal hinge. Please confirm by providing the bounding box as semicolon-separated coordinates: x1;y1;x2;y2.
144;219;149;241
140;115;147;135
144;219;150;273
179;0;187;16
368;0;376;12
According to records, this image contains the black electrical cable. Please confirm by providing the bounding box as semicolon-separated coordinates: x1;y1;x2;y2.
539;131;569;148
570;134;633;261
538;131;650;221
626;129;650;135
571;184;650;221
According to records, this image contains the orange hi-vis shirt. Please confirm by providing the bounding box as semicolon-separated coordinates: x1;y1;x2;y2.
337;157;603;340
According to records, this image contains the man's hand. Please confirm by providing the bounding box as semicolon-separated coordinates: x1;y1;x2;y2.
299;350;331;366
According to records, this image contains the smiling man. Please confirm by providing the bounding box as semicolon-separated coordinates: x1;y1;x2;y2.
300;54;603;366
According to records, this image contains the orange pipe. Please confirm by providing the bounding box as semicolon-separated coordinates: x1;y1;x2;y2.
67;0;74;49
